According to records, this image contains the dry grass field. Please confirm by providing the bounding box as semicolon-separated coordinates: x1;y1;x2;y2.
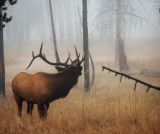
0;58;160;134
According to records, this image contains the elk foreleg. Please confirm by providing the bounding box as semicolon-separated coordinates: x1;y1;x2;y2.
27;101;34;116
15;96;23;117
37;103;48;119
45;103;50;110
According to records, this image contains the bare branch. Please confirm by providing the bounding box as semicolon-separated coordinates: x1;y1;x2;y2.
102;66;160;92
122;11;145;20
137;0;147;12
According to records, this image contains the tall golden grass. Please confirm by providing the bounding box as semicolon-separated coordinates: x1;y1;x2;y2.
1;58;160;134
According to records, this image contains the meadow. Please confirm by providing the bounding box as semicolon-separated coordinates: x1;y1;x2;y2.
0;58;160;134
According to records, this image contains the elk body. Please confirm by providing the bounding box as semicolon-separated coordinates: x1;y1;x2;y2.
12;43;84;118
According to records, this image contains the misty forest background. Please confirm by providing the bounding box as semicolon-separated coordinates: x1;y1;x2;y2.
4;0;159;55
1;0;160;97
1;0;160;133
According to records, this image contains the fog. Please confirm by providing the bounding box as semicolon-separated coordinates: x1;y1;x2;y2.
3;0;160;64
1;1;160;131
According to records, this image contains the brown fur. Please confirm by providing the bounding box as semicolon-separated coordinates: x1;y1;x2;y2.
12;65;82;118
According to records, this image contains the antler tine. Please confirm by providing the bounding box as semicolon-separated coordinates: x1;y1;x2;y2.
26;51;38;70
70;57;73;63
26;59;34;70
26;44;44;70
65;52;70;64
79;55;85;64
32;51;34;57
74;45;80;60
40;42;43;54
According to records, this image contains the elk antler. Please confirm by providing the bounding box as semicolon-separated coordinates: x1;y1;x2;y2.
26;43;70;70
74;45;80;59
73;45;85;65
79;56;85;65
64;52;70;64
69;45;81;65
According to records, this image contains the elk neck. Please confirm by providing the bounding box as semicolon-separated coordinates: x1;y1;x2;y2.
39;67;80;100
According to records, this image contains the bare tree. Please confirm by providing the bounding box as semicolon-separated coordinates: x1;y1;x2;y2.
49;0;60;63
115;0;128;71
155;0;160;13
98;0;146;72
82;0;90;91
0;12;5;99
0;0;17;99
77;5;95;88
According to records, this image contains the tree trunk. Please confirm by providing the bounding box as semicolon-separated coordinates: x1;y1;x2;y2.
0;9;5;99
115;0;128;71
89;53;95;86
82;0;90;92
77;4;95;88
118;38;128;71
49;0;60;63
115;0;121;64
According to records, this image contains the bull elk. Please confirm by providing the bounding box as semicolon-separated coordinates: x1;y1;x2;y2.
12;43;84;118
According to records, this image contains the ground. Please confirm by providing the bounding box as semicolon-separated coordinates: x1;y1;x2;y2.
0;58;160;134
